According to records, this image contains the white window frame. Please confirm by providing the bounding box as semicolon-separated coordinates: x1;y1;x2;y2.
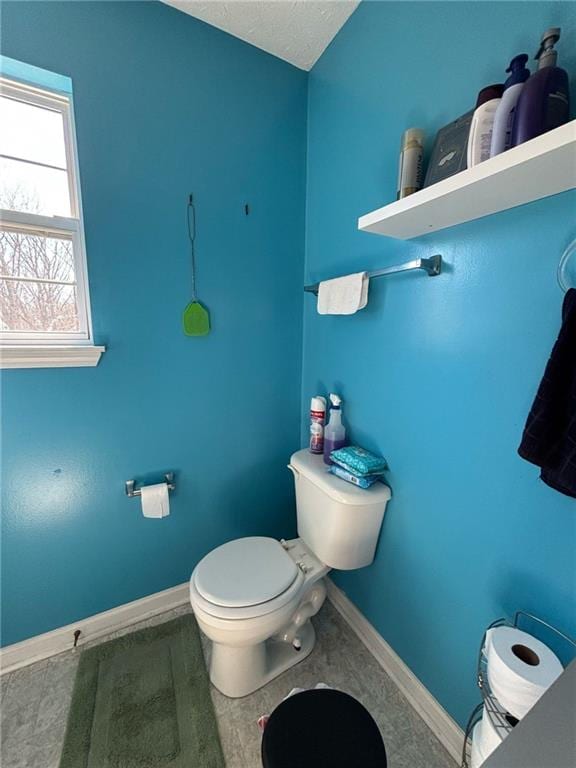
0;76;104;368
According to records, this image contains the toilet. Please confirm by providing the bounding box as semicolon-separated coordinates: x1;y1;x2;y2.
189;448;391;698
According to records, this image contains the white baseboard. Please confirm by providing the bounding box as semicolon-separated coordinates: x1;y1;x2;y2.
327;579;464;764
1;575;463;762
0;582;189;675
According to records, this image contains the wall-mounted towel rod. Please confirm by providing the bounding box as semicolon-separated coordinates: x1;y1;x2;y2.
304;254;442;295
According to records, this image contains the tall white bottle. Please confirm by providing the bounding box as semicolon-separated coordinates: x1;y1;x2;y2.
467;84;504;167
490;54;530;157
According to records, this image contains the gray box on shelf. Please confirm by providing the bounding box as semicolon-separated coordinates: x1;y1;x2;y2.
424;110;473;187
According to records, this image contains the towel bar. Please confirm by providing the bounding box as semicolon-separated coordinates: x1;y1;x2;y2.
304;254;442;295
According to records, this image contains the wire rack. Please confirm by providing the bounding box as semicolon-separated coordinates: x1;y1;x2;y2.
461;612;576;768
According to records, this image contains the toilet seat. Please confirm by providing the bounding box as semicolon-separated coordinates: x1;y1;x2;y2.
191;537;305;621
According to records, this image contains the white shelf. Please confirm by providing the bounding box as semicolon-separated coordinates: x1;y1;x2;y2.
358;120;576;240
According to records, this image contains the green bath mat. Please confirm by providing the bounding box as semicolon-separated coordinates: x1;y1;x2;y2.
60;614;225;768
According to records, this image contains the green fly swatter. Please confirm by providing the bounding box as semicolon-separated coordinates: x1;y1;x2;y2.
182;194;210;336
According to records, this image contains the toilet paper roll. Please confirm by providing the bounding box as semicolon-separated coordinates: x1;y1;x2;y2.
486;627;563;719
141;482;170;518
470;722;486;768
475;703;516;759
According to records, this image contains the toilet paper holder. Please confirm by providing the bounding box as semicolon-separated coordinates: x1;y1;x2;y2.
461;611;576;768
125;472;176;498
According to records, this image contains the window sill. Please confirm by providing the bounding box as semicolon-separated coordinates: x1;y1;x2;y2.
0;345;106;369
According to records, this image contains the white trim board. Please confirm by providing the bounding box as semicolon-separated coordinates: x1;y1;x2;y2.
326;579;464;764
0;345;105;369
0;582;189;674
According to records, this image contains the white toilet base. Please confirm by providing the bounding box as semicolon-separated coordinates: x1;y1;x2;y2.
209;620;316;698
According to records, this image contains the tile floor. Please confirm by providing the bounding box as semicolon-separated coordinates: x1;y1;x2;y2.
0;601;458;768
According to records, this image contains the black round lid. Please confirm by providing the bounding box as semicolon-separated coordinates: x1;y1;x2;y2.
476;83;505;107
261;689;387;768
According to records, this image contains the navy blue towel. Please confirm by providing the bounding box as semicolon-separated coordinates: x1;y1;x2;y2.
518;288;576;498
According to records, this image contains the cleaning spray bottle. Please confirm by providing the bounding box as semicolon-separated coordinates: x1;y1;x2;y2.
490;54;531;156
323;394;347;465
309;396;327;454
511;28;570;146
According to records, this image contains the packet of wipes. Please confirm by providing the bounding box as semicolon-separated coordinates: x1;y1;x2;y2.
330;445;387;476
329;464;380;489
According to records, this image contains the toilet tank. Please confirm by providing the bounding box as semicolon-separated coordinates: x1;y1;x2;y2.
288;449;391;570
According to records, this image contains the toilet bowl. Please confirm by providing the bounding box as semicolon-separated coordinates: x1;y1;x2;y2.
190;536;329;697
190;449;391;698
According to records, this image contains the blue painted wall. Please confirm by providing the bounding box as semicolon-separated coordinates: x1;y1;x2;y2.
303;2;576;725
0;1;307;646
2;0;575;733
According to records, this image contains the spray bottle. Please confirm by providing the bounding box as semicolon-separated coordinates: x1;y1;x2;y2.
323;394;347;465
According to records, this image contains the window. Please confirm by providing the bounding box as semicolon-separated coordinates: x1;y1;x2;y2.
0;71;103;367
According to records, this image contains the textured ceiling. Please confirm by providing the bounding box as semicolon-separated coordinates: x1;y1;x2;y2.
162;1;359;70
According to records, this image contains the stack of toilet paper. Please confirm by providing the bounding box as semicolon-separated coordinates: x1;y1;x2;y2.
470;700;515;767
470;626;563;767
470;722;487;768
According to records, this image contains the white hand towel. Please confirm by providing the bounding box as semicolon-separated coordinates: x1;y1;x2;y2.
317;272;369;315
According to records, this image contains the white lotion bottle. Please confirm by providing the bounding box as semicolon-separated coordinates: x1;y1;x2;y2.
490;54;530;157
467;84;504;167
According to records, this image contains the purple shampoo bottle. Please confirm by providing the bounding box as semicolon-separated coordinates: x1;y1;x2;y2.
511;28;570;146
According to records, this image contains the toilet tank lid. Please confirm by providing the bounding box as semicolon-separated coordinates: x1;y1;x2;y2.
289;449;391;506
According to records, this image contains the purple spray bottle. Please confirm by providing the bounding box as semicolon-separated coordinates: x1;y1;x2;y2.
323;394;347;465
